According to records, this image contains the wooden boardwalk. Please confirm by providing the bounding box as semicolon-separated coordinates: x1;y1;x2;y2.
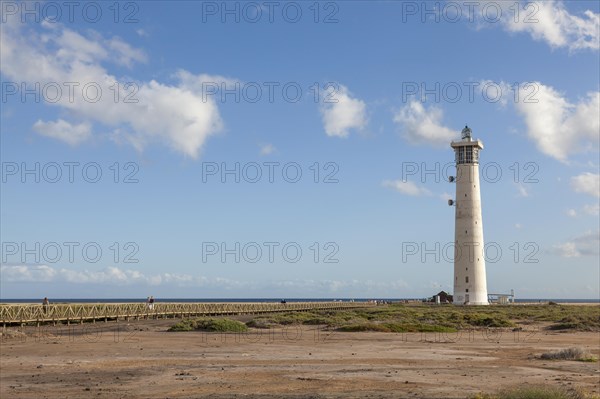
0;302;370;326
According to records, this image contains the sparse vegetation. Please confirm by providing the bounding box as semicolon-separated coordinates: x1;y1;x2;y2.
337;323;391;332
240;303;598;333
166;304;599;334
473;385;590;399
169;317;248;332
540;347;598;362
338;322;457;333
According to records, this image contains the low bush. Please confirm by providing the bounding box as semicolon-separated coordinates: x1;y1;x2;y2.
540;347;598;362
337;323;391;332
337;322;457;333
169;318;248;332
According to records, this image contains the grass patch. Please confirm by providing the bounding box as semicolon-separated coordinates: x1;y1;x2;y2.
463;313;515;328
337;322;457;333
169;318;248;333
247;310;357;328
473;385;589;399
242;303;599;333
540;347;598;362
245;319;275;329
547;313;600;331
337;323;391;332
169;319;196;332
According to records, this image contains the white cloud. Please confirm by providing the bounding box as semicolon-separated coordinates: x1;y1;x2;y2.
554;242;580;258
514;83;599;162
41;24;147;68
516;183;530;197
567;203;600;217
553;230;600;258
33;119;92;146
479;80;512;107
440;192;453;202
515;223;523;229
393;101;457;147
267;279;408;294
321;84;367;138
499;1;600;51
0;19;224;158
571;172;600;198
0;265;56;282
105;37;148;68
174;70;240;93
0;266;412;296
583;203;600;216
0;265;240;288
382;180;432;196
466;1;600;51
259;143;276;156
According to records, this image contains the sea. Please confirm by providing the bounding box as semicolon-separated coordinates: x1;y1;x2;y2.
0;298;598;304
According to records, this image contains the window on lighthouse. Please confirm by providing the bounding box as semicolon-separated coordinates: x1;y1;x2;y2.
458;147;467;164
466;147;473;163
465;276;469;283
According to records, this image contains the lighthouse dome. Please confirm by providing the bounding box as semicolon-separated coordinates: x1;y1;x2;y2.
461;125;472;141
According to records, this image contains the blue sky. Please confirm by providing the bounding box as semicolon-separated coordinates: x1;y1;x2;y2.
1;1;599;299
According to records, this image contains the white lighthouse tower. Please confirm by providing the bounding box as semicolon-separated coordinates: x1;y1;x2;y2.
449;126;488;305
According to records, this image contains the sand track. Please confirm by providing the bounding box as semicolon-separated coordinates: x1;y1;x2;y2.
1;320;598;398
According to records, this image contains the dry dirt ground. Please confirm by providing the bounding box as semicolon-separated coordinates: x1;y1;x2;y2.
1;318;599;399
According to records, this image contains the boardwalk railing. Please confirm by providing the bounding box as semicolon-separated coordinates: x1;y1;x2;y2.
0;302;370;326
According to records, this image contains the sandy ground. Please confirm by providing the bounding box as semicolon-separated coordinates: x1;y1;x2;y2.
1;318;599;399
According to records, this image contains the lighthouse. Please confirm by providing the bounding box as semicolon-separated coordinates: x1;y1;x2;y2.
449;126;488;305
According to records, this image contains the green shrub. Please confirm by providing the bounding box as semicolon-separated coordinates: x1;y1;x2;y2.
548;313;600;331
197;318;248;332
463;313;514;327
242;303;599;333
245;319;274;329
169;319;196;331
337;323;391;332
169;318;248;332
336;322;457;333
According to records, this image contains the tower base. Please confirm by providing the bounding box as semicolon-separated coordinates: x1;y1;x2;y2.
452;292;489;306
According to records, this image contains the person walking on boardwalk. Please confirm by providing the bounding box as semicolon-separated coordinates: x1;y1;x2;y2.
42;297;49;314
146;296;150;310
149;296;155;310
